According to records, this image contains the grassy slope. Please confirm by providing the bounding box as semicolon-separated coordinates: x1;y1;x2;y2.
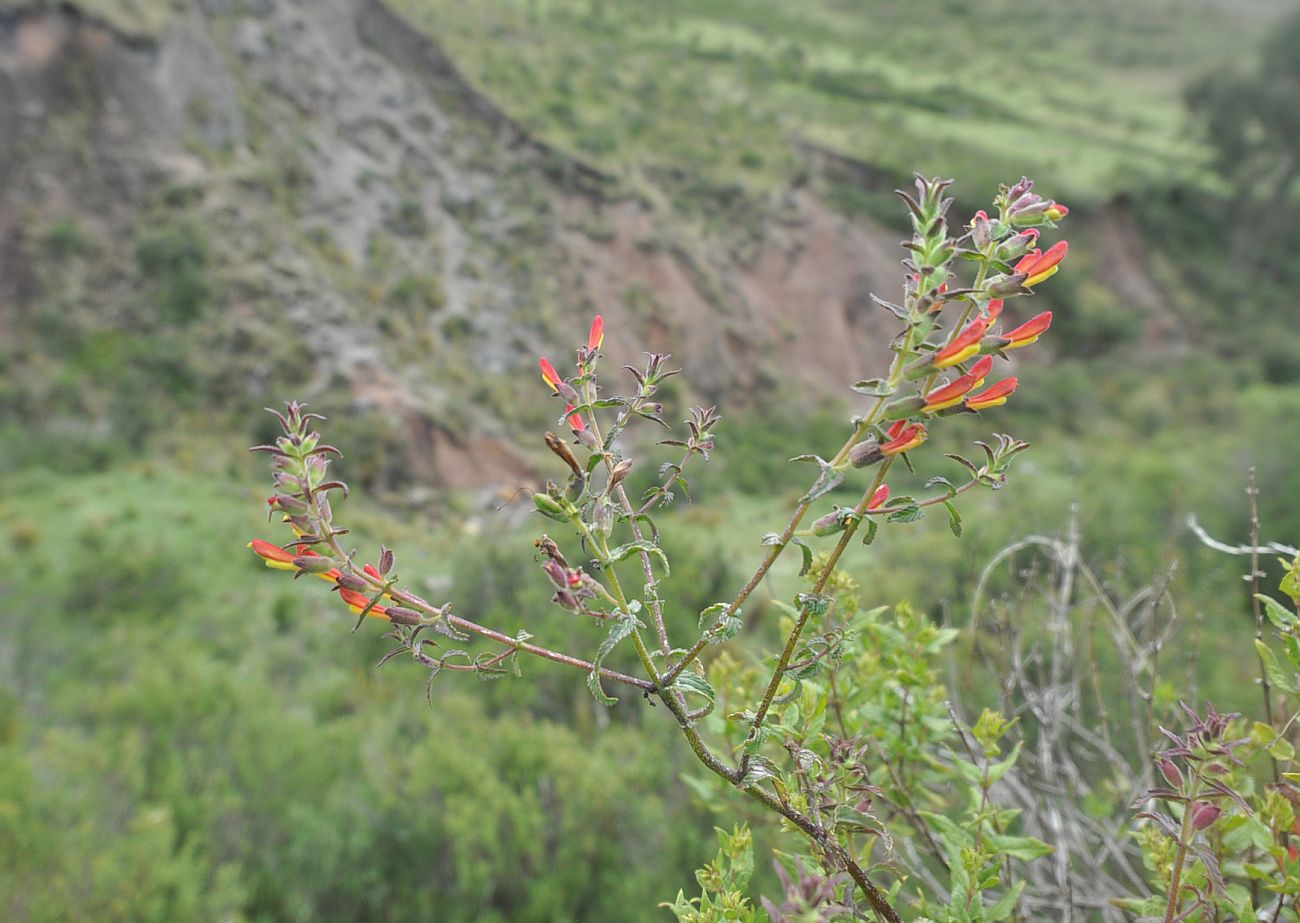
388;0;1280;204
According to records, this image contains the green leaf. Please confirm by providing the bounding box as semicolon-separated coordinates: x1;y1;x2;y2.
587;615;639;706
790;537;814;577
925;475;958;498
886;505;922;524
861;518;879;545
985;832;1054;861
698;602;729;631
985;741;1022;785
1255;639;1300;695
944;500;962;537
985;881;1026;922
1258;593;1298;630
606;540;670;576
671;672;716;716
796;593;831;618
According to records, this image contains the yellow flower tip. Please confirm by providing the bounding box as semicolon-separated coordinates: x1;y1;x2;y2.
1024;265;1058;288
923;396;966;414
933;344;980;370
1004;334;1040;351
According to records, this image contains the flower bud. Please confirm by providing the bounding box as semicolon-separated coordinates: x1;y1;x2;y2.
545;431;583;478
1006;176;1033;205
378;546;395;576
985;273;1029;297
575;427;599;450
1007;193;1043;216
881;395;925;421
1158;758;1184;789
336;572;370;592
533;492;569;521
293;554;337;574
594;500;613;536
270;494;309;514
849;439;883;468
1189;801;1222;830
971;210;994;249
554;379;581;404
385;606;422;626
608;459;634;489
542;559;568;589
994;229;1039;262
812;508;851;537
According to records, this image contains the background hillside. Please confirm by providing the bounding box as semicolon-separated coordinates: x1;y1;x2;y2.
2;1;1300;920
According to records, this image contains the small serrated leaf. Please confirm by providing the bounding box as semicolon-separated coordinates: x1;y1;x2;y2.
606;540;670;576
944;500;963;537
698;602;729;631
587;615;639;706
671;672;716;716
886;505;923;524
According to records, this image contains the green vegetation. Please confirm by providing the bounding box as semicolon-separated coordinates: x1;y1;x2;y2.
388;0;1278;206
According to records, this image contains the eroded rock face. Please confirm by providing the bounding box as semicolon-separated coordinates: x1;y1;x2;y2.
0;1;1171;490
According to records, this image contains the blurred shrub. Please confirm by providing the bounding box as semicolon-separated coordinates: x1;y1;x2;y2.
135;219;214;324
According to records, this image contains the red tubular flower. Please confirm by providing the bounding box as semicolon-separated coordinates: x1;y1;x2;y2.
1014;240;1068;287
1003;310;1053;349
338;587;391;621
249;540;341;581
565;404;586;431
965;377;1019;411
984;299;1005;321
588;314;605;351
249;539;297;571
867;484;890;511
923;356;994;413
539;357;562;391
932;316;991;369
881;423;927;456
1045;203;1069;220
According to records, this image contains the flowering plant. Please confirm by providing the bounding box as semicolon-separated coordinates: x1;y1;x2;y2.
247;175;1073;920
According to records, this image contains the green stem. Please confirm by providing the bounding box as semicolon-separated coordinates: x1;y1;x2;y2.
742;462;894;760
1163;778;1202;923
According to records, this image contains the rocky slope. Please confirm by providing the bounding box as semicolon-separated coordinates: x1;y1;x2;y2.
0;0;1172;489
